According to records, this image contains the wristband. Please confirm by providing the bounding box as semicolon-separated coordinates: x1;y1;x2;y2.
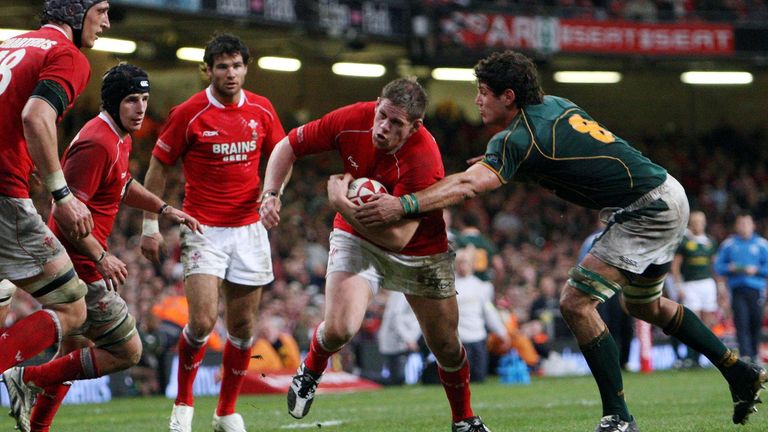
400;193;420;216
261;190;279;201
142;218;160;236
45;171;74;203
158;203;170;215
95;250;107;264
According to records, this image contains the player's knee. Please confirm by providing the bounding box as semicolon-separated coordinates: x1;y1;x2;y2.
323;321;355;347
559;285;591;322
425;334;460;360
187;317;216;339
227;317;255;341
562;265;620;322
48;297;87;336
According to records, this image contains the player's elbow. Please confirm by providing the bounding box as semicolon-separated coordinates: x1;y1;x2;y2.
21;111;47;137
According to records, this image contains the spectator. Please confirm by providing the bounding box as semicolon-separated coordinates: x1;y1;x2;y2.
249;316;301;373
377;291;421;385
715;214;768;363
455;248;509;382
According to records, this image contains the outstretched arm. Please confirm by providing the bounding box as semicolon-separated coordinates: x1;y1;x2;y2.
124;180;201;233
259;137;296;229
355;163;503;227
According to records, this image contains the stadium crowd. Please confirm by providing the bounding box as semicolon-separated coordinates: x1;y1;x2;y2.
424;0;768;23
4;94;767;395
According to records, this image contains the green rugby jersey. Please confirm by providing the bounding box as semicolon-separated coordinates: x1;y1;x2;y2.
676;233;717;281
480;95;667;209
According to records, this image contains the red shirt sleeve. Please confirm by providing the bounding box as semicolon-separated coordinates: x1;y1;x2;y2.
153;105;190;165
288;105;351;158
39;47;90;116
62;140;111;202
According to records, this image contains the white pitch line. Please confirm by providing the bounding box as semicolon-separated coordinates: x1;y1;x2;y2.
280;420;344;429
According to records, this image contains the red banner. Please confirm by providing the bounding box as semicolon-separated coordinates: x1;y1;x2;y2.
440;13;734;55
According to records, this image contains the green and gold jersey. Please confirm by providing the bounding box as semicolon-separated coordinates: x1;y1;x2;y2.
480;95;667;209
676;232;717;281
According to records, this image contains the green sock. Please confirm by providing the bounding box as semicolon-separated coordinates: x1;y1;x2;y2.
580;329;631;422
664;305;731;370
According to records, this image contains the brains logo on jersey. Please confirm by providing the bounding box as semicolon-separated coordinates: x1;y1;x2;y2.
347;177;388;206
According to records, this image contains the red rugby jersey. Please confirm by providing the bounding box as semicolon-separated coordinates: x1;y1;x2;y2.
153;87;285;226
0;25;91;198
49;113;133;283
289;101;448;256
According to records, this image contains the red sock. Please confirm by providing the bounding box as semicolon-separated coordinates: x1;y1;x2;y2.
175;333;207;406
29;383;71;432
0;310;58;372
438;349;474;422
303;325;336;375
23;347;100;388
216;339;252;416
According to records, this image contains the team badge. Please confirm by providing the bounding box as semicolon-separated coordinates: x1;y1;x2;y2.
248;119;259;141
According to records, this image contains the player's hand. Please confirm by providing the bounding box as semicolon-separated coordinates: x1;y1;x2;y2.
259;194;282;229
466;154;485;165
354;194;404;227
140;232;163;264
53;197;94;239
327;173;353;210
160;206;202;234
96;253;127;291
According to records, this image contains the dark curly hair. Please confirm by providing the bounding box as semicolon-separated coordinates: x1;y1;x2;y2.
474;50;544;108
203;33;250;68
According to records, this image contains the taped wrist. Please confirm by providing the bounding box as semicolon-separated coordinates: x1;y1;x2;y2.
45;171;73;204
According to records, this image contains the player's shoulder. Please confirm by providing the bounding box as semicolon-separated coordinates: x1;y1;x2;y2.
755;236;768;248
242;90;279;117
242;90;274;106
73;115;119;147
168;91;210;118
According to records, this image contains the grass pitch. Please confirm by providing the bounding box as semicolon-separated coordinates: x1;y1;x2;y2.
31;368;766;431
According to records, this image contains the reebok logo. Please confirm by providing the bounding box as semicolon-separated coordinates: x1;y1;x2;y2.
231;368;248;376
203;130;219;137
347;156;359;170
15;351;23;362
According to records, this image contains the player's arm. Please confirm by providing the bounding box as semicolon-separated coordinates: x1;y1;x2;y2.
355;163;503;227
259;137;295;230
66;232;127;290
140;156;173;263
23;93;93;238
123;180;201;233
327;174;419;252
57;142;126;289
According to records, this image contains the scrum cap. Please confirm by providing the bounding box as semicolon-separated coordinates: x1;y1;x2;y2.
101;63;150;132
41;0;107;47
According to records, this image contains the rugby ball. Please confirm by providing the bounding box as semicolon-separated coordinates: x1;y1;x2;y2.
347;177;388;206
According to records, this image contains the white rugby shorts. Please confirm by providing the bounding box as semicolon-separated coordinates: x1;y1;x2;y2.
180;221;273;287
680;278;719;313
0;197;66;281
326;229;455;299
